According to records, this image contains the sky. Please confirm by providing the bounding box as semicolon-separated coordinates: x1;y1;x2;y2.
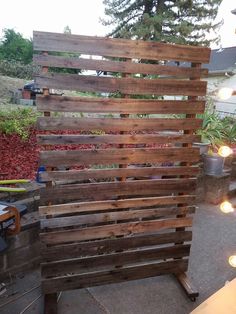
0;0;235;48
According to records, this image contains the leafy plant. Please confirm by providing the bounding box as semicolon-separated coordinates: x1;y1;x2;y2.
221;116;236;145
0;29;33;64
196;111;236;152
196;112;225;149
0;59;39;79
0;107;40;140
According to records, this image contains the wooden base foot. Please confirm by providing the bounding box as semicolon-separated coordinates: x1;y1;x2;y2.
175;273;199;301
44;293;58;314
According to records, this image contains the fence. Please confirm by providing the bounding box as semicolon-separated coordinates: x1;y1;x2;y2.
33;31;210;313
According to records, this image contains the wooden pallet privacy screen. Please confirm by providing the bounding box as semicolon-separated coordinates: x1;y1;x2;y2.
34;31;210;307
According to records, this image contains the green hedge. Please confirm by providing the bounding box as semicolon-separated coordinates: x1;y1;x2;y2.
0;60;39;79
0;107;40;140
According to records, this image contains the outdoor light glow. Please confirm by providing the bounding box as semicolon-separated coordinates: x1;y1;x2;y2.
218;146;233;157
220;201;234;213
228;255;236;267
217;87;233;100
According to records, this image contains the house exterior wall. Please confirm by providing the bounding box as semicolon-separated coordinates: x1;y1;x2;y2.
206;73;236;117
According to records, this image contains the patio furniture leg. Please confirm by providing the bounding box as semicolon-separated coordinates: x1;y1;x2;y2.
175;272;199;302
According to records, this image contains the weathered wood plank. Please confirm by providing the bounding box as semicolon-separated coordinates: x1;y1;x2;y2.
41;206;195;229
37;133;201;146
42;244;191;277
37;116;202;132
175;272;199;299
44;294;57;314
35;72;207;96
41;230;192;261
175;63;201;240
40;178;196;204
39;166;199;182
40;216;193;244
39;195;196;217
42;259;188;293
39;147;200;167
34;54;208;78
36;95;205;114
33;31;210;63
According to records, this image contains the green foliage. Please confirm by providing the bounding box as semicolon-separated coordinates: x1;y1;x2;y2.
0;29;35;78
196;111;236;150
102;0;223;46
0;107;39;140
90;129;106;135
0;59;38;79
197;111;225;148
0;29;33;64
221;116;236;145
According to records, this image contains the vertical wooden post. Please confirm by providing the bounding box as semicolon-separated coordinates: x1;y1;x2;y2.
115;58;132;269
41;52;52;190
175;63;201;300
119;58;132;182
44;293;57;314
176;62;201;226
41;51;58;314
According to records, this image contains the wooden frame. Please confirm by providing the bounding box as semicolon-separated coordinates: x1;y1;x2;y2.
33;31;210;313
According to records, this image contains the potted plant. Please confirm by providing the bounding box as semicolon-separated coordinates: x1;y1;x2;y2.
194;111;223;155
203;149;225;176
195;112;235;175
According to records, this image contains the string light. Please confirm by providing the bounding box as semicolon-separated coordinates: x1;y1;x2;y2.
228;255;236;267
220;201;234;213
218;146;233;157
217;87;234;100
219;201;235;268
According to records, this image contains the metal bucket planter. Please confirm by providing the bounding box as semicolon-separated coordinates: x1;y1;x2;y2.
193;142;210;155
203;153;224;175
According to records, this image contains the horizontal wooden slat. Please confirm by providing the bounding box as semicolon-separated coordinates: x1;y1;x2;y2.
33;31;210;63
35;72;207;96
42;244;191;278
41;230;192;261
39;166;199;182
40;147;199;167
36;95;205;114
39;195;196;217
40;179;196;204
34;55;208;78
42;259;188;293
41;206;195;229
37;133;201;146
37;117;202;132
40;216;193;244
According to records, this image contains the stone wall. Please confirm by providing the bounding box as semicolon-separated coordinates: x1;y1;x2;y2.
196;170;231;204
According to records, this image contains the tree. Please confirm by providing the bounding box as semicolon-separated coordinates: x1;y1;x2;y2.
63;25;72;34
101;0;223;46
0;29;33;64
